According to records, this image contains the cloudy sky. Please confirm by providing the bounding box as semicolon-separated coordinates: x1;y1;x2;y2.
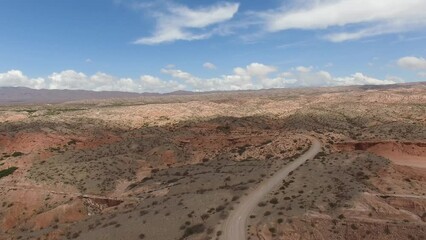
0;0;425;92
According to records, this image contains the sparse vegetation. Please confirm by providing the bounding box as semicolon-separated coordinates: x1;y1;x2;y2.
11;152;24;157
0;84;425;240
0;167;18;179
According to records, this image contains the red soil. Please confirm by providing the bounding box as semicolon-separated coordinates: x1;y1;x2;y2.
336;141;426;168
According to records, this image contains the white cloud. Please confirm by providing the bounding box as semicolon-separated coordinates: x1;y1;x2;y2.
161;63;396;90
333;73;397;86
324;24;402;42
0;70;45;89
48;70;91;90
203;62;216;70
262;0;426;42
324;62;333;68
295;66;312;73
161;68;200;86
0;64;400;93
134;2;239;45
161;63;277;91
397;56;426;70
284;68;331;87
418;72;426;78
0;70;185;93
287;68;397;87
255;67;397;87
245;63;277;77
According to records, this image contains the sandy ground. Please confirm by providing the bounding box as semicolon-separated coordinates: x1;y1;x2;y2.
367;142;426;168
221;136;321;240
0;83;425;240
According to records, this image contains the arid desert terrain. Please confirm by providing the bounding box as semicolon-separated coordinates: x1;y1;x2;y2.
0;83;425;240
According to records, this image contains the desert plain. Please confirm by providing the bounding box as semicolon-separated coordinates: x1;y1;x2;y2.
0;83;425;240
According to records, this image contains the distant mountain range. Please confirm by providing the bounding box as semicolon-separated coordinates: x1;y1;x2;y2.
0;87;195;105
0;82;424;105
0;87;142;104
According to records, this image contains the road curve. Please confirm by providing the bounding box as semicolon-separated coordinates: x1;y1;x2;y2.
222;136;321;240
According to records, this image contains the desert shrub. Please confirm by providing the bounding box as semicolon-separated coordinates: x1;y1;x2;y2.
328;202;337;208
384;226;391;234
215;205;225;212
71;231;80;239
181;224;205;239
270;198;278;204
238;145;249;155
12;152;24;157
139;210;149;216
201;214;209;221
0;167;18;178
217;125;230;133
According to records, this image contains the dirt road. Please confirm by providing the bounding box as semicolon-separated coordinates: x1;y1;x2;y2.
222;136;321;240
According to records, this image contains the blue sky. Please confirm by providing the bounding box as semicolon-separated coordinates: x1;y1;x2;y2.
0;0;426;92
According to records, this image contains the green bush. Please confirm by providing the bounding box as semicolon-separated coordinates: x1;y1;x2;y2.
181;224;205;239
0;167;18;178
12;152;24;157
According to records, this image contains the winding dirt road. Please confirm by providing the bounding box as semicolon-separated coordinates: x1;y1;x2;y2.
222;136;321;240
